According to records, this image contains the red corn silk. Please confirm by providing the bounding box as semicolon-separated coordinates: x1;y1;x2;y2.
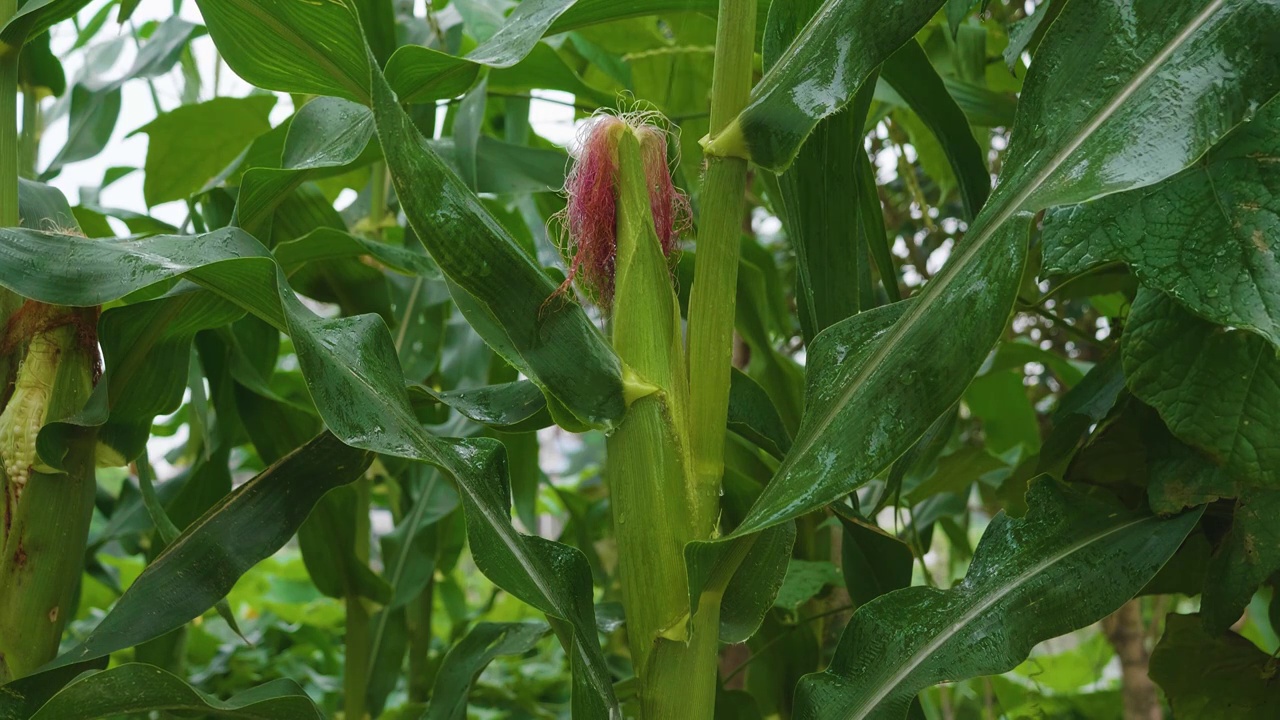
555;115;689;312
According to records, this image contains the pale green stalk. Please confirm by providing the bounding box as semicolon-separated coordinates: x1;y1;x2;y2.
1;0;19;227
19;84;37;180
687;0;757;497
0;310;99;682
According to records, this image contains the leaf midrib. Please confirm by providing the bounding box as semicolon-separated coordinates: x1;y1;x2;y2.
749;0;1229;532
846;515;1154;718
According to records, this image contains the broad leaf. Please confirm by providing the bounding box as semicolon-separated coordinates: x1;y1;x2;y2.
134;95;276;206
1150;614;1280;719
735;0;1280;536
1124;289;1280;487
193;0;371;102
793;479;1201;719
1202;489;1280;631
1044;97;1280;347
26;664;322;720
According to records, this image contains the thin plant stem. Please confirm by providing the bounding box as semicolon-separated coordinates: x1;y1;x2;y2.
687;0;757;520
344;476;373;720
1;0;20;228
19;84;38;179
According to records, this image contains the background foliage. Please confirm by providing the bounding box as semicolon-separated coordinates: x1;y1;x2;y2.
0;0;1277;718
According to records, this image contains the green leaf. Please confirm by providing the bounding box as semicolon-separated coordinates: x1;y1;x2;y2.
422;622;551;720
711;0;948;171
990;0;1280;213
1124;289;1280;486
193;0;371;102
1003;0;1063;70
763;0;880;338
772;560;842;612
27;664;322;720
0;227;621;717
736;214;1029;534
134;95;276;206
794;479;1202;719
371;53;627;431
40;433;371;673
411;381;552;433
726;369;792;460
880;39;990;219
298;485;394;603
1202;489;1280;631
1044;97;1280;347
837;514;913;608
236;97;378;238
735;0;1280;535
0;0;94;49
1150;614;1280;719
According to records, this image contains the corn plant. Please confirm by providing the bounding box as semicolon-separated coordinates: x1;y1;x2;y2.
0;0;1278;718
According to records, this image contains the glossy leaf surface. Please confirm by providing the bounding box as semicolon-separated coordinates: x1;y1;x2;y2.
1124;289;1280;487
1044;97;1280;346
27;664;322;720
794;479;1201;719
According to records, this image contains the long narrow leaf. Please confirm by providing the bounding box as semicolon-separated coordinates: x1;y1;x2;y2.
794;479;1202;719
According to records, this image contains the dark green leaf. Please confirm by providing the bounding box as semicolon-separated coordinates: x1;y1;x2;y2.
1150;614;1280;719
422;622;551;720
794;479;1201;719
1124;289;1280;486
27;664;322;720
371;53;627;431
837;514;913;608
880;39;990;219
42;433;370;672
298;484;394;603
1202;490;1280;631
712;0;948;171
1044;97;1280;347
726;369;792;460
764;0;880;337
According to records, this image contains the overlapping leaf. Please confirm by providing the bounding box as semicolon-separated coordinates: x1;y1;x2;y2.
26;664;322;720
1044;97;1280;346
734;0;1280;537
370;51;626;431
708;0;948;171
0;227;620;717
793;479;1201;719
1151;614;1280;719
1124;289;1280;487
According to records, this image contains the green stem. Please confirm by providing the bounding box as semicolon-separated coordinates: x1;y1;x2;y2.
0;309;99;682
1;0;19;228
407;575;435;703
18;84;37;180
369;160;388;241
344;478;372;720
687;0;756;497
